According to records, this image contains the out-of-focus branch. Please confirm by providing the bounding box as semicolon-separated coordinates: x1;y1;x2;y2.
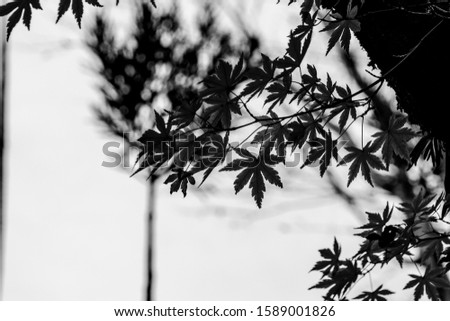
0;15;7;300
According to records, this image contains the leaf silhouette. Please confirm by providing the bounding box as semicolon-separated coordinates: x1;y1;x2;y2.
372;115;417;168
328;85;357;132
340;141;385;187
265;75;292;111
252;113;289;158
202;95;241;129
115;0;155;7
276;36;304;70
321;5;360;54
286;119;307;151
309;260;360;299
133;111;173;177
357;203;393;235
170;98;202;130
56;0;102;27
397;191;436;217
241;54;274;100
311;238;342;277
195;134;229;187
164;170;195;197
410;134;444;168
200;55;245;98
71;0;83;27
291;10;315;39
220;148;283;208
0;0;42;40
354;285;394;301
302;131;338;177
290;64;320;104
404;267;450;301
0;2;19;17
300;0;321;13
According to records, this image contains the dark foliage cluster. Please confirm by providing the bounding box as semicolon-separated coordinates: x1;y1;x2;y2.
130;0;450;300
0;1;157;39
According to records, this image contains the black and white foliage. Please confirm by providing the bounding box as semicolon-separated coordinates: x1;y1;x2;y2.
3;0;450;300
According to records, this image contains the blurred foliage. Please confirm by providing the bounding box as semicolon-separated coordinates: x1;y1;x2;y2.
87;0;259;147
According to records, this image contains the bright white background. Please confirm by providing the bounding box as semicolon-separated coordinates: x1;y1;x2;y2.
2;0;414;300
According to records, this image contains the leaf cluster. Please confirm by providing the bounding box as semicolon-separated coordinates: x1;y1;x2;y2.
310;193;450;300
0;0;156;39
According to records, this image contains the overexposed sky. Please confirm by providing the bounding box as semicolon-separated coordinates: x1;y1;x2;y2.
2;0;415;300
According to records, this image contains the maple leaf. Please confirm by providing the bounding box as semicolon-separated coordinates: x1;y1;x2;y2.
302;130;338;177
265;75;292;112
194;133;229;187
371;115;417;168
397;191;436;218
202;95;241;129
114;0;152;6
286;119;307;151
340;141;385;187
404;267;450;301
309;260;360;299
276;0;298;5
439;248;450;272
170;98;202;130
220;148;283;208
410;134;444;168
164;170;195;197
354;285;394;301
200;55;245;98
357;203;393;235
171;131;201;169
132;111;173;177
301;113;325;139
311;238;342;277
303;64;319;84
320;5;360;54
56;0;102;27
312;73;335;104
290;64;320;104
84;0;101;7
301;0;322;13
285;113;325;153
328;85;357;132
0;0;42;40
277;0;322;13
418;239;444;265
276;36;305;70
291;10;316;39
241;54;274;100
252;112;289;158
365;225;399;249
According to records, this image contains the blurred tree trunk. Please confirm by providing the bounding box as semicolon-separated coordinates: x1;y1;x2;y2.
88;0;259;301
0;19;7;299
146;178;156;300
